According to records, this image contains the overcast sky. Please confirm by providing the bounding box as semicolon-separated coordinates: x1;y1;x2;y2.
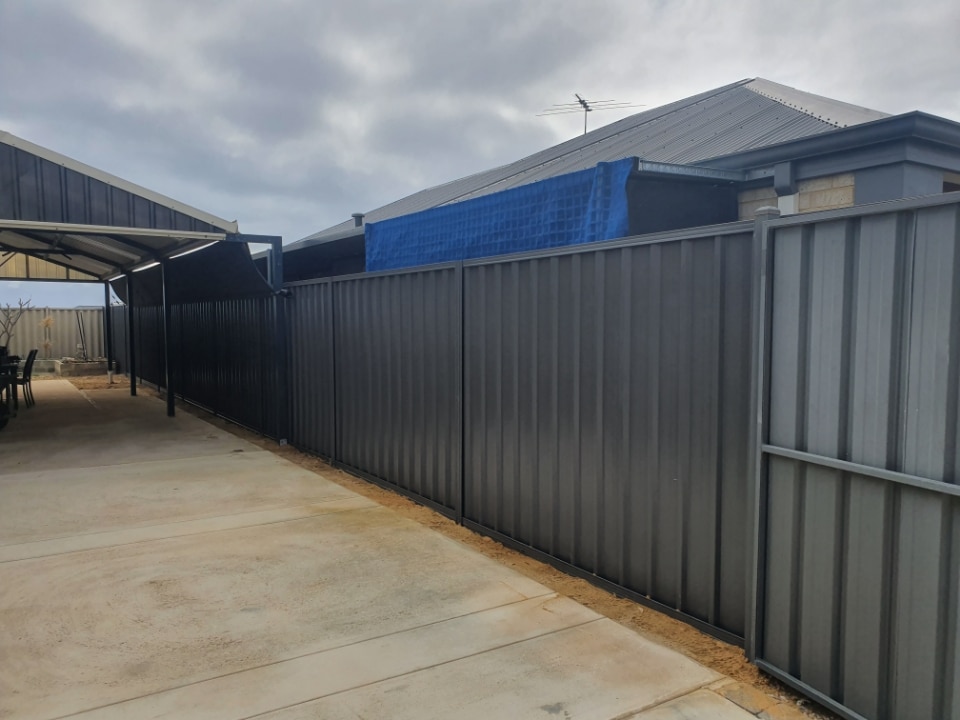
1;0;958;306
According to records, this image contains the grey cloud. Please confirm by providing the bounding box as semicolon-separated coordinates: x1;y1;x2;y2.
0;5;154;104
2;0;959;267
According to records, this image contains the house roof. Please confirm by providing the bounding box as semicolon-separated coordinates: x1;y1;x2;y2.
294;78;889;249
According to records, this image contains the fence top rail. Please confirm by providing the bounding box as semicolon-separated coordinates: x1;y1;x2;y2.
766;189;960;230
461;220;754;268
285;261;461;290
284;220;755;291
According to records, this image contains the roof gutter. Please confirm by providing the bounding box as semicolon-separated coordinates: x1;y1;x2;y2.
635;160;744;182
701;112;960;170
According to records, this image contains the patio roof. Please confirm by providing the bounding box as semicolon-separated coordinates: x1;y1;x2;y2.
0;130;284;420
0;218;227;283
0;130;242;284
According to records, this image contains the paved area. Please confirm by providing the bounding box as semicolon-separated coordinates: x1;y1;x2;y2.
0;380;757;719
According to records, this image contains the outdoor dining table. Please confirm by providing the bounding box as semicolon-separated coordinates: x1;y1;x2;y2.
0;356;21;430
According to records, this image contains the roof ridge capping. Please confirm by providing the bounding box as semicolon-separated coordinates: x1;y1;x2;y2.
0;130;239;233
745;78;889;129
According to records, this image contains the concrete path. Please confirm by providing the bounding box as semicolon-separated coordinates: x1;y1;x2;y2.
0;381;755;719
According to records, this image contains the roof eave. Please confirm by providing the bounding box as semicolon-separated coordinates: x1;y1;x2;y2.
284;226;365;254
700;112;960;170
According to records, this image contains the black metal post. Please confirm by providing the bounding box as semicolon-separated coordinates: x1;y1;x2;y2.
161;260;175;417
126;273;137;396
103;282;114;374
270;237;288;443
269;237;284;292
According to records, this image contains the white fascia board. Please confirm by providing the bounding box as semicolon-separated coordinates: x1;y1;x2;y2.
0;130;239;233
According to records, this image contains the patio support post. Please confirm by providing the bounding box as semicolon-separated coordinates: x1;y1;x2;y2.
268;237;283;292
161;260;175;418
126;272;137;396
103;282;114;376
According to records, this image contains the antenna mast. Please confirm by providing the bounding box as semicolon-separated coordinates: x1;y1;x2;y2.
538;94;644;135
576;93;591;135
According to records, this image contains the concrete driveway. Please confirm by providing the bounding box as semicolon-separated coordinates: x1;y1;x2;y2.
0;380;755;719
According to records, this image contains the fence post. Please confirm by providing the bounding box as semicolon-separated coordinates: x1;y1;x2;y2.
126;273;137;396
103;283;114;377
161;260;175;418
456;262;465;524
269;237;289;444
746;205;780;661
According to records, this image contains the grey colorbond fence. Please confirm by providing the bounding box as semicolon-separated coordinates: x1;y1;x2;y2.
753;194;960;720
112;193;960;720
172;297;283;436
287;281;336;458
287;265;463;515
461;225;755;640
5;307;105;359
112;296;282;438
284;223;757;642
109;305;127;372
332;266;463;514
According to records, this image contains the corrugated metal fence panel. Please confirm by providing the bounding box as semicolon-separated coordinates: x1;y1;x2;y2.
759;199;960;720
113;298;280;438
174;297;281;437
287;281;336;458
110;305;128;372
4;308;105;359
463;228;755;637
134;305;164;387
332;266;462;514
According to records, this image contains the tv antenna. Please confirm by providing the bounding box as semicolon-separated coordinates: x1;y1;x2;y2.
538;94;644;135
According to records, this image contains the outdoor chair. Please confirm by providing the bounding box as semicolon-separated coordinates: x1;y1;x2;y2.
14;348;38;409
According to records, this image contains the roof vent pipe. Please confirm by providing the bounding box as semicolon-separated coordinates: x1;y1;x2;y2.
352;213;365;227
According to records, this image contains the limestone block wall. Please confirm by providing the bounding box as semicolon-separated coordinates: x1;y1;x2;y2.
738;173;856;220
796;173;855;212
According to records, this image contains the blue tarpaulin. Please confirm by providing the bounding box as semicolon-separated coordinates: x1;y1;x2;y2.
366;158;635;271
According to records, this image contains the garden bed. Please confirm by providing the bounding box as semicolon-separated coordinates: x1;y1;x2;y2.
54;359;111;377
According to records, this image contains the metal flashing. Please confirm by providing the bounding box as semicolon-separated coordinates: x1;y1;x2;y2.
635;160;744;182
744;78;889;128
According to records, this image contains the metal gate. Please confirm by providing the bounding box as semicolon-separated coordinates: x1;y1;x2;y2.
752;196;960;720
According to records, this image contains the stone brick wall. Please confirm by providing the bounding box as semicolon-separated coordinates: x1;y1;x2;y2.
796;173;855;212
738;173;856;220
738;186;778;219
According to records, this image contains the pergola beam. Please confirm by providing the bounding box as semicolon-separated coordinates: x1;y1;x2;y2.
0;241;103;280
0;219;228;282
4;229;123;270
0;219;225;241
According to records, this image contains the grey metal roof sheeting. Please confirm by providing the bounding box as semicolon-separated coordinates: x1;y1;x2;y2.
296;78;888;248
0;131;238;282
